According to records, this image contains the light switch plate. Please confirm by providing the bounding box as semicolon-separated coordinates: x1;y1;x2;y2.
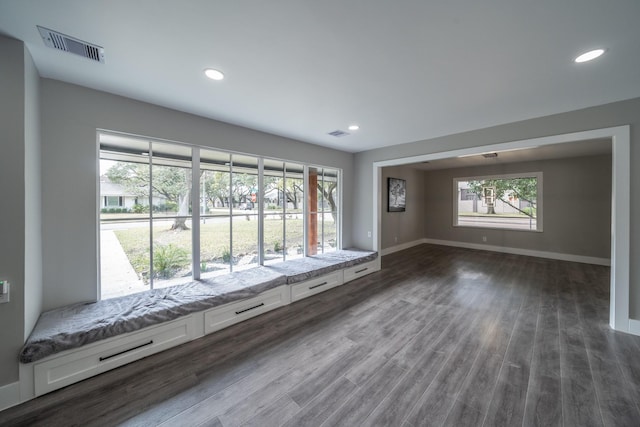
0;280;9;303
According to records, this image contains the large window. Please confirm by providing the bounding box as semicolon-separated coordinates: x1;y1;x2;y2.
99;132;341;299
453;172;542;232
262;160;305;265
308;167;339;254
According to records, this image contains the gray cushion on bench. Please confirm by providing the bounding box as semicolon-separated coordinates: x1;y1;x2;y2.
199;266;287;301
20;250;377;364
266;257;339;284
266;249;378;284
311;249;378;268
20;267;286;364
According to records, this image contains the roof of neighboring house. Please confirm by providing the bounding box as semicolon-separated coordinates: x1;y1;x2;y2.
100;182;137;197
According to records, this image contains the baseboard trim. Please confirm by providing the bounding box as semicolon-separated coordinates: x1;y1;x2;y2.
380;239;425;256
423;238;611;266
629;319;640;335
0;381;20;412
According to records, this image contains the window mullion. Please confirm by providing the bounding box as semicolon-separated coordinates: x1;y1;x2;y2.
303;165;309;257
192;148;200;280
321;169;325;253
229;157;234;272
282;165;286;262
148;142;154;289
258;158;264;265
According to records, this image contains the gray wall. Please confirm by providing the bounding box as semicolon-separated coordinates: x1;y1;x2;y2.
381;166;425;250
23;45;42;341
353;97;640;318
40;79;354;311
0;37;42;386
423;155;611;259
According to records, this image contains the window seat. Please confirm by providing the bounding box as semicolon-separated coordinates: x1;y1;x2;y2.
20;249;378;365
268;249;378;284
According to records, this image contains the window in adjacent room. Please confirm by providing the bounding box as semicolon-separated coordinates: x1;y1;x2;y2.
453;172;542;232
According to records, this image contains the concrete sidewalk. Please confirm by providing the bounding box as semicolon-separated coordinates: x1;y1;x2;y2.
100;230;148;299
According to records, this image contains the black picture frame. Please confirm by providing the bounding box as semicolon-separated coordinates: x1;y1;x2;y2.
387;177;406;212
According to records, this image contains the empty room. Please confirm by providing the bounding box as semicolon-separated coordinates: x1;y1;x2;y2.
1;1;640;426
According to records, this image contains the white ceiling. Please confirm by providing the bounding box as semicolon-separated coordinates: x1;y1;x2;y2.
409;138;612;171
1;1;639;153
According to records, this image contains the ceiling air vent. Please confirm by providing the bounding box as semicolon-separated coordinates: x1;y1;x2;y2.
328;130;350;137
37;26;105;63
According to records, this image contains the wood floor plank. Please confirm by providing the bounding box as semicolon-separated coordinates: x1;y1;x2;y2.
160;337;359;426
288;344;369;407
584;350;640;427
481;291;540;427
239;394;300;427
522;328;562;426
391;304;460;369
442;401;485;427
482;362;530;427
362;350;448;426
406;306;494;426
1;244;634;427
321;360;406;426
455;350;504;416
558;300;604;426
197;417;223;427
281;377;358;427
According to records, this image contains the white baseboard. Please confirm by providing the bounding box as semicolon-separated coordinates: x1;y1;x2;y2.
0;381;20;412
380;239;425;256
422;238;611;266
629;319;640;335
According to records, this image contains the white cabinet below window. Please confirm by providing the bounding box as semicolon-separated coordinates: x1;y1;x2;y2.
290;271;344;302
33;316;195;396
203;286;289;335
343;259;380;283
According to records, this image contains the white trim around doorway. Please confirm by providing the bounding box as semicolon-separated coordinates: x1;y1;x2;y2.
372;125;631;334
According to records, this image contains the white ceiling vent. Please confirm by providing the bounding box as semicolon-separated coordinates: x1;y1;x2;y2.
37;26;105;63
327;130;350;137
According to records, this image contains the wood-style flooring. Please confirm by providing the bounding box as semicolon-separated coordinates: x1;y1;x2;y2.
2;244;640;426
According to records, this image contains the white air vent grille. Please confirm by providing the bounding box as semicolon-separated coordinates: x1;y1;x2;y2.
37;26;105;63
328;130;350;137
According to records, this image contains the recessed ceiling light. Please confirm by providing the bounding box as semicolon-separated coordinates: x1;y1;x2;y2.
204;68;225;80
348;124;360;131
574;49;605;63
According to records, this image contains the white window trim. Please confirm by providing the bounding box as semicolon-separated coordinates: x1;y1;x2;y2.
97;129;342;299
452;171;543;232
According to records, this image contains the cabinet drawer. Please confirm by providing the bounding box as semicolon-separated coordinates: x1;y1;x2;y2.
291;271;343;302
34;316;195;396
204;286;288;335
343;259;380;283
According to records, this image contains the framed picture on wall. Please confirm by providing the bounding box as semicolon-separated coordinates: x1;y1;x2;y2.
388;177;406;212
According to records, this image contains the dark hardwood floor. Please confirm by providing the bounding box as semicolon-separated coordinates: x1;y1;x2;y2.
2;244;640;426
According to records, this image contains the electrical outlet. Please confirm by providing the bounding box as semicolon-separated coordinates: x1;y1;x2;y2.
367;231;372;238
482;236;487;242
0;280;9;303
394;236;398;243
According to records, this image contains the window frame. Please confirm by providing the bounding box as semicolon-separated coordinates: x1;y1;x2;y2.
452;171;543;232
97;130;342;299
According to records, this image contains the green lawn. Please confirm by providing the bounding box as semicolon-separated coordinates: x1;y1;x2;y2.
114;217;316;277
